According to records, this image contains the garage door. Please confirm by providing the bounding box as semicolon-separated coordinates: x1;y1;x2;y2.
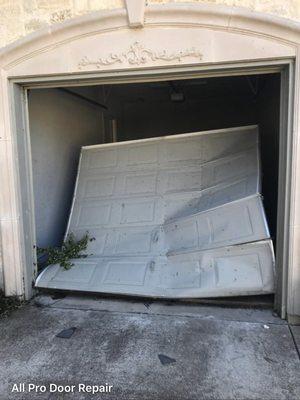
36;125;275;298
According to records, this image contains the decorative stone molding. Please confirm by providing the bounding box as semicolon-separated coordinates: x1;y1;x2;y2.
78;41;203;68
50;10;72;24
125;0;145;28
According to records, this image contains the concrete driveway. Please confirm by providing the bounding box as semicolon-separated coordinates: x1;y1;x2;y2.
0;295;299;400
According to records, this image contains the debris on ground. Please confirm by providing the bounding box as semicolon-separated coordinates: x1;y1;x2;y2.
158;354;176;365
56;327;77;339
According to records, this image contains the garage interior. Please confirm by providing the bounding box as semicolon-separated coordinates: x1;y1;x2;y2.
28;73;280;301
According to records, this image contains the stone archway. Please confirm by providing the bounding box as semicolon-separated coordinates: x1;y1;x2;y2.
0;2;299;322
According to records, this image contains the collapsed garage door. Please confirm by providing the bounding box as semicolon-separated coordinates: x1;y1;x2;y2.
36;125;275;298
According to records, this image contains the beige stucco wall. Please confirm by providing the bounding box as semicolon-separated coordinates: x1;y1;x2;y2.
0;0;300;49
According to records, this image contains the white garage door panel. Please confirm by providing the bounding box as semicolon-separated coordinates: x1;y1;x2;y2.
71;226;164;256
36;240;275;297
164;174;259;221
165;195;269;254
164;240;275;297
75;149;259;199
71;197;164;228
36;125;276;298
78;126;258;173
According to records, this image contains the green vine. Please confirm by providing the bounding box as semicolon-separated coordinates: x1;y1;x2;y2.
37;232;95;271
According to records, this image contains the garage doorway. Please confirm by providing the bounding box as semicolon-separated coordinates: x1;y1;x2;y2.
25;69;286;307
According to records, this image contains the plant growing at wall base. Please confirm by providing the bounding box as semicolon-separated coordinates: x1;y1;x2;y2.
0;290;24;319
37;232;95;271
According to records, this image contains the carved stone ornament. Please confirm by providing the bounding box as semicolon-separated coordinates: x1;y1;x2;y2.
78;41;203;69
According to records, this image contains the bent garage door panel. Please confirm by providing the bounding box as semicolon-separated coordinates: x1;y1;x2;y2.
36;240;274;297
36;125;275;298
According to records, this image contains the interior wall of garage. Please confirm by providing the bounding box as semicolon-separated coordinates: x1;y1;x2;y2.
113;76;279;143
116;88;257;141
257;75;281;243
28;89;104;248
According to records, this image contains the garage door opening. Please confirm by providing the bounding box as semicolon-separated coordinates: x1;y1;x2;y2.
28;72;280;302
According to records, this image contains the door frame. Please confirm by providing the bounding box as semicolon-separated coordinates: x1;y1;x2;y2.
10;58;294;317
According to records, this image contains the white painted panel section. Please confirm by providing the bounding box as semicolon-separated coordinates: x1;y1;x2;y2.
165;240;275;297
165;195;269;255
36;125;275;298
36;240;275;298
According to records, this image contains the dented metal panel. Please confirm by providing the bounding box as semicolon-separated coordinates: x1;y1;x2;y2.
36;240;275;297
36;125;275;298
164;195;269;255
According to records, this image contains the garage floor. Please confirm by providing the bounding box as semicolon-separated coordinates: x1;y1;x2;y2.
0;295;299;400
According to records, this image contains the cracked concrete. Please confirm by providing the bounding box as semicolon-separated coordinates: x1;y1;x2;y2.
0;295;299;400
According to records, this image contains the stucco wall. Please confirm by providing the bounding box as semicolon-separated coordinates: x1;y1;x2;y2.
0;0;300;49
